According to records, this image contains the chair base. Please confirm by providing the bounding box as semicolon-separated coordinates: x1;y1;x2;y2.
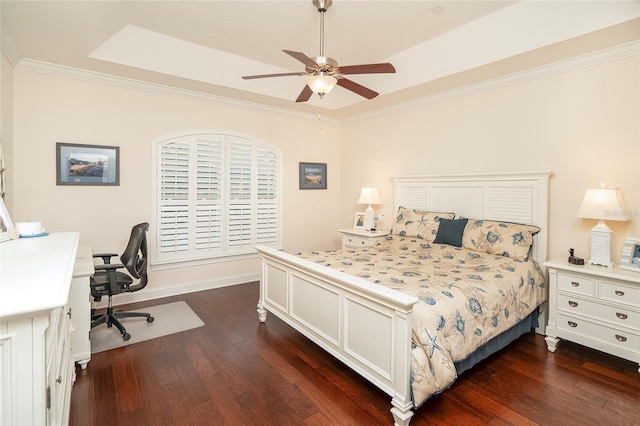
91;306;154;341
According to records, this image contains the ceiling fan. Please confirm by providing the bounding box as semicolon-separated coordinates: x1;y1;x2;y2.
242;0;396;103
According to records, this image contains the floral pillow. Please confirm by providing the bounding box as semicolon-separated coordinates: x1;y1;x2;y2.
390;206;455;242
461;219;540;260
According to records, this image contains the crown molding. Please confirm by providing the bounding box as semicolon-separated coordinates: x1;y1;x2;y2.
12;59;339;124
343;40;640;124
10;40;639;125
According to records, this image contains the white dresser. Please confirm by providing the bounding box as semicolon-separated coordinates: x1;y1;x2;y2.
544;257;640;373
0;233;93;425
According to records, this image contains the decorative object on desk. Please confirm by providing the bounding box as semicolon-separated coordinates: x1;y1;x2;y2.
15;221;45;237
90;301;204;354
56;142;120;185
299;162;327;189
0;198;18;243
357;185;382;231
575;184;630;267
353;211;365;228
619;236;640;272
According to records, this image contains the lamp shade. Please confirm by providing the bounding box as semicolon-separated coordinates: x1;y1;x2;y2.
306;74;337;97
575;187;630;221
357;187;382;206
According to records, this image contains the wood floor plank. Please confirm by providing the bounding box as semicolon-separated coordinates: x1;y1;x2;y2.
71;282;640;425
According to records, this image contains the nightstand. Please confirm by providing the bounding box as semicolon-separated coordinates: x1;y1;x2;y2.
339;228;388;249
544;257;640;373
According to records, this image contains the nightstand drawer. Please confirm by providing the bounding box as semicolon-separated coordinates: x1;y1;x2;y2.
557;294;639;331
557;273;595;296
343;235;373;248
557;313;640;353
600;280;640;309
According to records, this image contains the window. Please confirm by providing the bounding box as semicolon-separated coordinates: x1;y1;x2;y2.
152;131;281;266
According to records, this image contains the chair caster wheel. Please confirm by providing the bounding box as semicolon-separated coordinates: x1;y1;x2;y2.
123;333;131;341
147;316;155;323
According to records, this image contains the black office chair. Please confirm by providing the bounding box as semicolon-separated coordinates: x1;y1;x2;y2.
90;222;154;341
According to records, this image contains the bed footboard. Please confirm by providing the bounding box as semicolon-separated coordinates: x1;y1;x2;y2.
255;245;419;426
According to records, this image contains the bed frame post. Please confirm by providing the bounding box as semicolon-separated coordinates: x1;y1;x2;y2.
390;309;414;426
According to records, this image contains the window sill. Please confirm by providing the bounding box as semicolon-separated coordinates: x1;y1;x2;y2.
151;251;261;271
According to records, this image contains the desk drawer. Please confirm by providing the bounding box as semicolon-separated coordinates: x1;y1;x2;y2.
557;273;595;296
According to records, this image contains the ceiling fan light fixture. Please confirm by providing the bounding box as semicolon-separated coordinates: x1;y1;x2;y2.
306;74;337;98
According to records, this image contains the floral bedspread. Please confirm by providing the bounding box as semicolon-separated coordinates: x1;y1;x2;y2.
296;235;546;407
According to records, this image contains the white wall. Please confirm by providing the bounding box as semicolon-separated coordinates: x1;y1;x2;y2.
1;47;13;210
9;48;640;302
12;71;342;296
340;54;639;264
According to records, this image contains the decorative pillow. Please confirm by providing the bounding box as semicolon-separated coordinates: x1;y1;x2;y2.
462;219;541;260
433;218;468;247
389;207;455;241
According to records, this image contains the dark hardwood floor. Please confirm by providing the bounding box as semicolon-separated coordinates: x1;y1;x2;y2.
71;282;640;426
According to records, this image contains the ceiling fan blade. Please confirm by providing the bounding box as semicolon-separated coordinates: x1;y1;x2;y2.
337;78;379;99
242;72;306;80
295;85;313;103
338;63;396;75
283;50;319;69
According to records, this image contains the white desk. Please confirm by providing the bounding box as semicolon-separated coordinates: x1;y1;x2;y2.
0;233;92;425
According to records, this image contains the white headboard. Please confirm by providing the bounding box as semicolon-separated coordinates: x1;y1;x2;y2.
393;171;551;262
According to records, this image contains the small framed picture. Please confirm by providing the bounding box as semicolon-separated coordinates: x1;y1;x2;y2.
353;212;365;229
299;162;327;190
0;198;18;243
619;236;640;272
56;143;120;186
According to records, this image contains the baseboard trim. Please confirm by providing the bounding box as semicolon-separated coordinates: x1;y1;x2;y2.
94;273;260;308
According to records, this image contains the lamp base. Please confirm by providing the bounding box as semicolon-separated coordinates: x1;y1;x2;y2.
363;206;375;231
588;220;613;267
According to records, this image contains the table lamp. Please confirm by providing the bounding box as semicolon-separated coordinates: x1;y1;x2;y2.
575;184;630;267
357;186;382;231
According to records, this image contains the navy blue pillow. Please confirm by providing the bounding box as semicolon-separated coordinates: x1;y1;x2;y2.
433;218;468;247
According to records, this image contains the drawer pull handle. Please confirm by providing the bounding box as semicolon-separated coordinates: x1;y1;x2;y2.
571;281;580;287
615;334;627;342
616;312;628;320
614;290;625;296
568;301;578;307
56;376;63;384
568;321;577;328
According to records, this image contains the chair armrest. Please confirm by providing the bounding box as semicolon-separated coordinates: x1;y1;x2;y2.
94;263;126;271
93;252;119;264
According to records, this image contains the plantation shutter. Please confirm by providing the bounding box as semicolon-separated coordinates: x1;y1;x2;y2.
256;149;279;245
154;132;281;264
195;136;223;253
227;139;253;251
159;138;190;254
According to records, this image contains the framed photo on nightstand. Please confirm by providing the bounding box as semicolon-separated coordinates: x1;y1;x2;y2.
619;236;640;271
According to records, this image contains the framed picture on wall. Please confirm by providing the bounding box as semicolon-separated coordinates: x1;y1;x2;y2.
56;143;120;186
0;198;18;243
619;236;640;272
299;162;327;190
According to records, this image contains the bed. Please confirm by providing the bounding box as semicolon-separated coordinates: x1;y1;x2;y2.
255;171;551;425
